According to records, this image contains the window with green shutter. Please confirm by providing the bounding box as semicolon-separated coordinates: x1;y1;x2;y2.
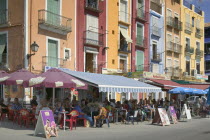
136;51;144;71
0;0;7;25
47;0;60;26
0;34;7;63
137;24;143;46
48;39;58;67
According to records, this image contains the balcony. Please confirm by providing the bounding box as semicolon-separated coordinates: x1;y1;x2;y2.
183;0;192;10
136;35;147;49
119;11;130;24
195;48;204;57
0;9;10;27
173;20;182;31
85;0;102;13
152;26;161;37
38;9;72;35
84;30;104;46
166;67;173;76
195;28;203;39
166;42;174;52
150;1;162;15
118;42;130;53
173;68;182;78
185;46;194;55
151;54;162;62
166;17;174;27
42;56;66;68
185;22;192;34
173;43;182;54
135;65;150;72
136;8;147;21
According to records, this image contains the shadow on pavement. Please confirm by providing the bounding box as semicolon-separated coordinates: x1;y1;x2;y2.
0;120;34;131
203;131;210;134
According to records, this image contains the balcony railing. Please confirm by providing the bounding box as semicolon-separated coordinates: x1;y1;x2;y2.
166;17;174;27
173;43;182;54
84;30;104;46
42;56;66;68
135;65;150;72
195;28;203;38
185;22;192;34
150;1;162;14
196;48;204;57
166;41;174;51
183;0;192;10
185;46;194;54
117;68;131;73
85;0;102;12
119;11;130;24
0;9;9;27
151;54;161;62
174;20;182;31
194;6;202;16
152;26;161;37
118;41;130;53
38;9;72;35
136;8;147;21
136;35;147;48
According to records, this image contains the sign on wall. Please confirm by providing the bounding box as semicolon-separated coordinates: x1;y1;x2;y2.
141;72;170;80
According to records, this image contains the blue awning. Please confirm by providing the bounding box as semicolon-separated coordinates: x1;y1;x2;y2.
62;70;162;93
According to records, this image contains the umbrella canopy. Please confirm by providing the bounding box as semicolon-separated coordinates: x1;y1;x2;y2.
169;87;193;94
191;88;207;95
4;69;36;85
24;68;87;89
0;71;10;83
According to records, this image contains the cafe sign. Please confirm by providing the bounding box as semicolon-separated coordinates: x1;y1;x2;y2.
195;74;208;80
141;72;170;80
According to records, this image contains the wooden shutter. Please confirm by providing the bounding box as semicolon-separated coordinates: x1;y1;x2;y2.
136;51;144;71
137;24;143;46
48;39;58;67
47;0;60;25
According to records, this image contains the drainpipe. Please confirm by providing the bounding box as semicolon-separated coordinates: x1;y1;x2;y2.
24;0;29;69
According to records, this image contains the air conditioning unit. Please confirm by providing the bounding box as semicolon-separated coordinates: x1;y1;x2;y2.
183;72;188;76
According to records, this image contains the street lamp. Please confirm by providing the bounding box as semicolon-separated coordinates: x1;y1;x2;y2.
27;41;39;59
164;67;168;74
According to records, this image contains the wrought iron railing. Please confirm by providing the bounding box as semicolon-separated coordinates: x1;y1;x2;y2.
118;41;130;53
185;22;192;34
38;9;72;33
119;11;130;23
151;54;161;62
173;43;182;54
0;9;9;26
152;26;161;37
136;35;147;48
85;0;101;12
42;56;66;68
136;8;147;21
166;17;174;27
195;28;203;38
195;48;204;57
84;30;104;46
173;20;182;31
150;1;162;14
185;46;194;54
166;41;174;51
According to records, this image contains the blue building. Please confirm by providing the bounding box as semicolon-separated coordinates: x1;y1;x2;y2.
205;23;210;81
149;0;165;74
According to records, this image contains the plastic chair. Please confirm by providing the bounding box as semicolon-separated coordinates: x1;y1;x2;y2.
71;110;87;127
65;114;78;130
128;110;139;125
18;109;30;127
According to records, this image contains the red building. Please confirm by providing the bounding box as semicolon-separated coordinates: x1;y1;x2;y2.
131;0;150;72
76;0;107;73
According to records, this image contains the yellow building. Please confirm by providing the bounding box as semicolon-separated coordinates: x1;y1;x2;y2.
104;0;132;74
180;0;205;82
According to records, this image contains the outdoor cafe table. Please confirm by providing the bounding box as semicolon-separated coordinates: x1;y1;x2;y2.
59;111;68;131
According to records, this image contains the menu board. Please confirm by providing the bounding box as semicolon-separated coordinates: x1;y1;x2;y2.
169;106;178;124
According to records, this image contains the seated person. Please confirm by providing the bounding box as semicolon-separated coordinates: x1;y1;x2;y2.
11;98;22;111
81;99;90;116
73;101;93;127
6;97;12;106
35;99;50;119
54;102;63;124
0;98;8;114
30;96;38;107
94;103;107;127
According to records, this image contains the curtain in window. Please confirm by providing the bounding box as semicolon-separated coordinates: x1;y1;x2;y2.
0;34;6;63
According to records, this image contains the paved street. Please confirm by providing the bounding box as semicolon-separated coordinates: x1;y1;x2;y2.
0;118;210;140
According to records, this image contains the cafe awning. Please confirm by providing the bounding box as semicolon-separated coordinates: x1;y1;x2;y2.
147;79;182;90
62;70;162;93
120;28;133;43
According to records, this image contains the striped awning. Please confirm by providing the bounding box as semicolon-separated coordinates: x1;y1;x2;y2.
62;70;162;93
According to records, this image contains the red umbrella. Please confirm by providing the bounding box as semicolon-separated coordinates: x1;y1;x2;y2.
4;69;36;85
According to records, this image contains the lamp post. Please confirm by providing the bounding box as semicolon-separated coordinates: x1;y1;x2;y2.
164;67;168;74
27;41;39;59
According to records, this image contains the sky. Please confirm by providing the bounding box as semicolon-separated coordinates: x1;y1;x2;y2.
188;0;210;23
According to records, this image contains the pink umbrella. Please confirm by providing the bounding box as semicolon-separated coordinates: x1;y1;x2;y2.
0;71;10;83
4;69;36;85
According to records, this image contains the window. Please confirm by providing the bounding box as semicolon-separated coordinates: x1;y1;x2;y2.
174;37;180;52
120;0;128;22
196;42;200;49
86;14;99;45
0;33;7;64
136;23;144;46
152;16;160;36
64;49;70;60
174;60;179;68
196;63;200;74
0;0;7;25
47;0;60;26
205;61;210;71
136;51;144;71
166;58;172;67
167;9;172;17
48;39;58;67
186;38;190;48
167;34;172;50
86;0;99;9
137;0;144;18
186;61;190;74
192;17;195;27
205;44;210;54
119;55;127;72
152;42;157;59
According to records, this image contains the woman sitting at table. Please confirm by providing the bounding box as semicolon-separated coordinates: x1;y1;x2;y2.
11;98;22;112
54;102;64;124
94;103;107;127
